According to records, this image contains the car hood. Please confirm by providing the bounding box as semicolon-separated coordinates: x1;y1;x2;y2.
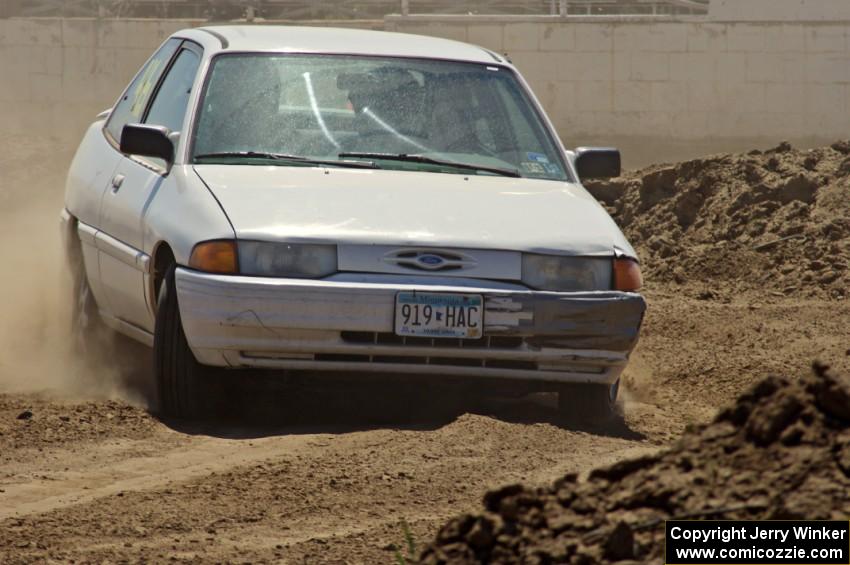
193;165;637;257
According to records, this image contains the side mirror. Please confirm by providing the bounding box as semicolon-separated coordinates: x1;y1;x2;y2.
120;124;174;166
574;147;621;180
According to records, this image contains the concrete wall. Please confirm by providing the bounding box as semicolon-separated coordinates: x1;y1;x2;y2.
709;0;850;22
386;15;850;159
1;16;848;165
0;18;198;139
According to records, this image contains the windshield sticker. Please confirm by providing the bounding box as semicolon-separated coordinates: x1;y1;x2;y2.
544;163;561;175
520;162;546;175
526;152;550;163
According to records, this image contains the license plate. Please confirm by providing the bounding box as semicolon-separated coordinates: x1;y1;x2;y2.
394;292;483;339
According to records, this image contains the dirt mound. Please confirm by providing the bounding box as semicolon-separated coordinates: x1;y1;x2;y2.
0;395;158;456
419;362;850;564
586;141;850;297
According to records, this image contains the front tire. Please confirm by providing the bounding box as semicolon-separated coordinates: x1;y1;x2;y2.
154;264;207;419
558;379;619;424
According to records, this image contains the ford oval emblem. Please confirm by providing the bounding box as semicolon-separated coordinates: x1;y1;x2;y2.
417;254;445;267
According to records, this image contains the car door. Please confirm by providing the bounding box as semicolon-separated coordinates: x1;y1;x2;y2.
97;41;202;333
78;38;181;322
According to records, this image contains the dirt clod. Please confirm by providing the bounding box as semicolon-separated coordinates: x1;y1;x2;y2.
602;521;634;561
744;387;803;446
420;364;850;564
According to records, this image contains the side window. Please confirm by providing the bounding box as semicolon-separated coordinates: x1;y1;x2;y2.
105;38;181;143
145;48;201;134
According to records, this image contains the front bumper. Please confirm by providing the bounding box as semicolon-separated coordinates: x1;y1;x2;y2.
175;268;646;385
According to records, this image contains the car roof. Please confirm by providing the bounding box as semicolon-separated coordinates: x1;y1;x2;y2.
190;25;505;65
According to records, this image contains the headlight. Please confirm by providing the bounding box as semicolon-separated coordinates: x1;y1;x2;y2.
238;241;337;278
521;254;612;291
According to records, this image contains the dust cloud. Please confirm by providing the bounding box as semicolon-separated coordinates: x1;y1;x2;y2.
0;123;147;405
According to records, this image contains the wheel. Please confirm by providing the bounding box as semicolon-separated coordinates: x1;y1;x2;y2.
154;264;208;419
558;379;620;424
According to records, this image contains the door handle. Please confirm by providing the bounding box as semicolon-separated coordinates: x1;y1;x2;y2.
111;174;125;192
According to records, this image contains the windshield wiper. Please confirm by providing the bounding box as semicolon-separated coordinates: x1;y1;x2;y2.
337;152;521;178
194;151;380;169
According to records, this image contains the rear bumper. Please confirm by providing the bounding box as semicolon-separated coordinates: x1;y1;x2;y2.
175;268;645;385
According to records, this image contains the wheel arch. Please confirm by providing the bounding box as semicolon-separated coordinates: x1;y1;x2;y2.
150;240;176;312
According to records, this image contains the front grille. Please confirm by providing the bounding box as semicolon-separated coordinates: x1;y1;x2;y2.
340;331;524;349
243;333;606;374
315;353;536;370
330;332;536;370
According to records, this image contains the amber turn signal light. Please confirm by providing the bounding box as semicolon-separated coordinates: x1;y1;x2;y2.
613;258;643;291
189;240;238;274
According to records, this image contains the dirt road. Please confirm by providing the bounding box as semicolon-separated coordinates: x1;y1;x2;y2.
0;394;650;563
1;140;848;562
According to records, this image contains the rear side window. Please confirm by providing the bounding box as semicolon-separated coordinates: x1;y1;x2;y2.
145;48;201;133
105;38;181;143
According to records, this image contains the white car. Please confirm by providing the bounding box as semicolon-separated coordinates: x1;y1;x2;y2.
62;26;645;421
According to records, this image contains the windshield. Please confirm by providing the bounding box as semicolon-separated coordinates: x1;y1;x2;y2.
192;54;569;181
